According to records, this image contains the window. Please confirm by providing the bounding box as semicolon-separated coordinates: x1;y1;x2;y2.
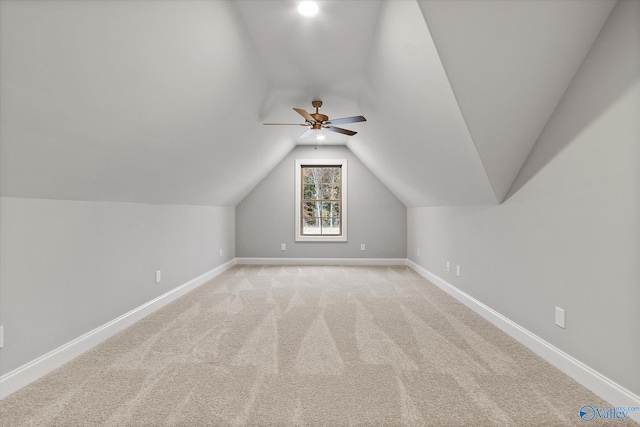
302;166;341;235
295;159;347;242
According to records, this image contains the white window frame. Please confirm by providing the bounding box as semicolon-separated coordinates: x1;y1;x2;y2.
295;159;348;242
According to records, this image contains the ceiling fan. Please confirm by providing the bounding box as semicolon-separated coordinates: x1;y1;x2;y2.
263;100;366;137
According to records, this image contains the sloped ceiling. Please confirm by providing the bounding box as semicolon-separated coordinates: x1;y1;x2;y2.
351;0;496;206
417;0;616;202
0;0;284;206
0;0;616;207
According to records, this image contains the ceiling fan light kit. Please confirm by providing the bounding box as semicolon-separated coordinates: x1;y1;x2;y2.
264;100;366;138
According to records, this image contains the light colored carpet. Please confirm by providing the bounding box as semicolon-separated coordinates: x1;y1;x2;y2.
0;265;628;426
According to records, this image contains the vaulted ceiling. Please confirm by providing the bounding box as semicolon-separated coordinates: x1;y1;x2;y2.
0;0;616;207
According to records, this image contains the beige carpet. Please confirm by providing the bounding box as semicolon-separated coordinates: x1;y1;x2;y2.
0;265;630;426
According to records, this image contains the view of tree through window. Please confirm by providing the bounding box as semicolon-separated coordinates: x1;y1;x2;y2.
301;166;341;235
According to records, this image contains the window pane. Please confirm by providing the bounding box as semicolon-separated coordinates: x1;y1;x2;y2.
320;184;340;200
302;202;318;217
302;168;314;183
319;202;340;218
320;167;341;183
321;217;340;235
303;217;321;235
303;184;318;199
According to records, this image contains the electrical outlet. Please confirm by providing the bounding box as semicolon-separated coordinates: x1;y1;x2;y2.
456;265;461;277
555;307;566;328
0;326;4;348
361;243;366;252
155;270;161;284
446;261;450;272
281;243;286;251
219;249;223;257
417;248;420;257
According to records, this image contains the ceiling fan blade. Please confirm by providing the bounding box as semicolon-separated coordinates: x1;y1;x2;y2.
293;108;316;123
327;126;357;136
299;128;314;138
263;123;307;126
328;115;366;125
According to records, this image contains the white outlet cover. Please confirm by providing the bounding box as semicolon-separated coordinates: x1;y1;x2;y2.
361;244;366;251
281;243;286;251
446;261;450;271
0;325;4;348
555;307;566;328
155;270;161;283
417;248;420;256
456;265;461;276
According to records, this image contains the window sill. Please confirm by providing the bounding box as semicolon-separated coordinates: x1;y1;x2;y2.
295;235;348;243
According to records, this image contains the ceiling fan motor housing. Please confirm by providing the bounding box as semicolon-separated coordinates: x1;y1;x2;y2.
311;113;328;124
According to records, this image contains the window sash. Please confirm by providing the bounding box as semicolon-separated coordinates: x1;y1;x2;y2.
300;165;342;236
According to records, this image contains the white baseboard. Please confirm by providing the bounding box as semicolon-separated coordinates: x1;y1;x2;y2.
406;259;640;423
0;259;236;400
235;257;408;266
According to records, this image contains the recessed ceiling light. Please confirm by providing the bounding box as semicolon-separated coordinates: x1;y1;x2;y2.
298;1;319;17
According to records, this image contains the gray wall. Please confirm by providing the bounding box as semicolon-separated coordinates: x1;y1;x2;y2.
0;197;235;375
237;145;407;259
408;0;639;395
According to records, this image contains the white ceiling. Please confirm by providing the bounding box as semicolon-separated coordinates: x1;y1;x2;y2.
0;0;616;207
